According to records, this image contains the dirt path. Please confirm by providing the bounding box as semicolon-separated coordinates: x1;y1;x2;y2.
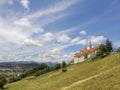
62;66;119;90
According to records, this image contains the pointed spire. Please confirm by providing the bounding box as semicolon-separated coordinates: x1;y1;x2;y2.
89;40;92;49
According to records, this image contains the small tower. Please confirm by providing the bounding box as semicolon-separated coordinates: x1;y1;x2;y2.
89;40;92;49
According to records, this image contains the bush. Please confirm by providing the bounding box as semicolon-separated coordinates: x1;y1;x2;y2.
54;64;61;70
117;47;120;53
34;67;50;76
25;63;49;76
9;76;21;83
91;56;100;61
34;70;45;76
0;74;7;89
62;61;67;72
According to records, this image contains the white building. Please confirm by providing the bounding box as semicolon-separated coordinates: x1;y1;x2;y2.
72;41;99;64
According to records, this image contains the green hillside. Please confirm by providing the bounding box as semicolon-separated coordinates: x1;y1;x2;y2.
5;54;120;90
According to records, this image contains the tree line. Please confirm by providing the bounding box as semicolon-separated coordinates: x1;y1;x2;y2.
9;61;67;83
0;61;67;88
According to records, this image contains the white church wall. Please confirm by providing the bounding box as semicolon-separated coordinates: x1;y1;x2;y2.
74;56;85;64
78;56;84;62
74;57;79;64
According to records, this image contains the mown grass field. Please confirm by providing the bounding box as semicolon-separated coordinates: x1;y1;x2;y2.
4;54;120;90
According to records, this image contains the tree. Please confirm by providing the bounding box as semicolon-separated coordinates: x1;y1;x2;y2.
117;47;120;53
9;76;21;83
105;39;113;52
0;74;7;89
97;44;108;58
26;63;48;76
62;61;67;72
54;64;61;70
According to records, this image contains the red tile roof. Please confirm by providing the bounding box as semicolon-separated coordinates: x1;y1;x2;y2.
74;46;99;57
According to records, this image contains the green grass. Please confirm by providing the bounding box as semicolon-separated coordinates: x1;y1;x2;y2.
5;54;120;90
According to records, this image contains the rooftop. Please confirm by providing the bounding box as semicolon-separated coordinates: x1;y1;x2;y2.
74;46;99;57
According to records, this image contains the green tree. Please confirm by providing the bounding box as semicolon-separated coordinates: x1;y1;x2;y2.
105;39;113;52
97;44;108;58
54;64;61;70
9;76;21;83
26;63;48;76
117;47;120;53
0;74;7;89
62;61;67;72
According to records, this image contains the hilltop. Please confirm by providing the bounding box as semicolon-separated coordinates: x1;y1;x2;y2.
5;54;120;90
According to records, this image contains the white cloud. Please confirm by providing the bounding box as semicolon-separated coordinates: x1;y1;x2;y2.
20;0;30;10
43;32;54;42
14;18;31;27
91;35;106;44
0;16;108;62
57;34;71;43
34;28;44;33
51;48;61;54
0;0;109;63
28;0;78;19
0;27;27;44
37;13;67;27
77;39;87;45
63;53;74;58
71;37;81;43
0;18;42;48
23;39;43;47
80;30;87;35
0;0;80;63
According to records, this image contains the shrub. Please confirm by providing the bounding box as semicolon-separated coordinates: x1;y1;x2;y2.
117;47;120;53
9;76;21;83
34;68;50;76
62;61;67;72
54;64;61;70
0;74;7;89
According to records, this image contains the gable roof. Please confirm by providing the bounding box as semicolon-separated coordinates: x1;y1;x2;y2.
74;46;99;57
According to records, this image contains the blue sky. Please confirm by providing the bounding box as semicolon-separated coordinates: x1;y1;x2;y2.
0;0;120;62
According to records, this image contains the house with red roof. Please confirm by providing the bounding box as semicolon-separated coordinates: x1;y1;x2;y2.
71;41;99;64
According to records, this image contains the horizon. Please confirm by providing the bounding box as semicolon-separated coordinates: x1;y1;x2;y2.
0;0;120;62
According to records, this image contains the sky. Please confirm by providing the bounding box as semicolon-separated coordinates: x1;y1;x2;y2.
0;0;120;62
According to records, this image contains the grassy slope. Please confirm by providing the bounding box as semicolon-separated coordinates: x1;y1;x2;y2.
5;54;120;90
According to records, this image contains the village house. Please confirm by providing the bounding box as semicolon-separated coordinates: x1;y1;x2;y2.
71;41;99;64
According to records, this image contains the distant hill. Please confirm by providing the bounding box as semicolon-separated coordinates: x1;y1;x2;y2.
45;62;57;67
5;53;120;90
0;61;56;71
0;61;39;71
0;61;38;64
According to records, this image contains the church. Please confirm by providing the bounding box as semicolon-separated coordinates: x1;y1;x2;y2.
71;41;99;64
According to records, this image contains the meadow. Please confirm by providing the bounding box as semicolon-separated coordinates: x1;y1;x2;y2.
4;54;120;90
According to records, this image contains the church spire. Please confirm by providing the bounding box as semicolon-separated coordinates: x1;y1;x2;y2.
89;40;92;49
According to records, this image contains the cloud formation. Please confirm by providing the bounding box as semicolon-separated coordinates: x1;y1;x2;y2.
80;30;87;35
57;34;71;43
20;0;30;10
91;36;106;44
0;0;112;63
14;18;31;27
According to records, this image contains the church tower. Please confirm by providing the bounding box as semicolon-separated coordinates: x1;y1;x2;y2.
89;40;92;49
